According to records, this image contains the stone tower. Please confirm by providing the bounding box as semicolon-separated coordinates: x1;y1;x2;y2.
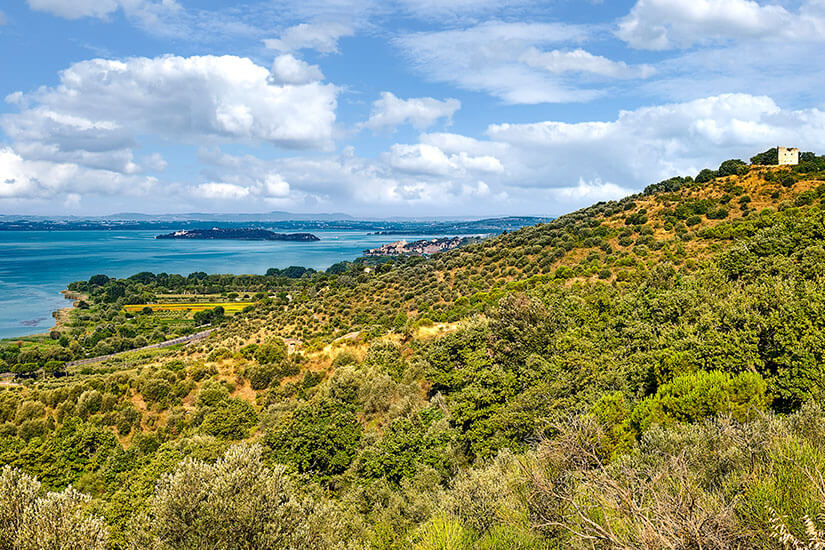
778;146;799;166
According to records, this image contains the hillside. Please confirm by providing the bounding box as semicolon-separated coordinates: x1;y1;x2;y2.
3;151;825;548
213;157;825;346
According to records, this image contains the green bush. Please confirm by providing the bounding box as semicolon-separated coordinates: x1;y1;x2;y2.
696;168;717;183
751;148;779;165
718;159;749;177
264;399;362;480
245;363;280;390
363;340;405;380
254;338;287;365
199;398;257;440
632;370;767;433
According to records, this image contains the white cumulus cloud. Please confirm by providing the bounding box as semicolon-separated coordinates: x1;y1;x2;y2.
617;0;825;50
487;93;825;189
0;54;339;208
363;92;460;132
263;22;354;53
520;47;655;79
387;143;455;176
270;54;325;85
194;182;251;200
0;146;158;202
386;143;503;177
557;178;634;202
261;173;291;197
173;92;825;216
1;54;338;174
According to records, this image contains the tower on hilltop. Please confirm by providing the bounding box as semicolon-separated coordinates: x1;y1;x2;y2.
778;146;799;166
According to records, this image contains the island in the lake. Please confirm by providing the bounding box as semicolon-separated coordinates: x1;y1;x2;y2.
364;236;480;256
155;228;320;241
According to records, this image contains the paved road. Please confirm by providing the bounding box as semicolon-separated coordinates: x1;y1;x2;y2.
64;329;213;367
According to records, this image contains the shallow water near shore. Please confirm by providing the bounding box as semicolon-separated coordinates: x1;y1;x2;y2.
0;230;444;339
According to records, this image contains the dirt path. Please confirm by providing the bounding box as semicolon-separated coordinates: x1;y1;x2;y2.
65;329;213;368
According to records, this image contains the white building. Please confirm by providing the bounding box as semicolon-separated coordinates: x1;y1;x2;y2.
778;146;799;166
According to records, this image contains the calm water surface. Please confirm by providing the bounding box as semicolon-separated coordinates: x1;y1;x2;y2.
0;230;444;339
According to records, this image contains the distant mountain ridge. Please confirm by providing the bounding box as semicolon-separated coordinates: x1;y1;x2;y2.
0;212;546;223
0;215;552;235
0;211;355;223
104;211;356;222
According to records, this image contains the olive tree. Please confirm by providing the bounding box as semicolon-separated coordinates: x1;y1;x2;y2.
0;465;108;550
129;443;359;549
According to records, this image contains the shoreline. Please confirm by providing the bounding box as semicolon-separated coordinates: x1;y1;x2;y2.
53;290;85;331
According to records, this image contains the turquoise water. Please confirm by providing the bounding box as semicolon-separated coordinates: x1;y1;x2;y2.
0;230;444;339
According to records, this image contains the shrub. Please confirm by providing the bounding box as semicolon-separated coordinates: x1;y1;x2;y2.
363;340;405;381
696;169;717;183
751;148;779;165
199;398;258;440
632;370;768;433
206;347;233;362
188;362;216;381
196;380;230;408
0;466;108;550
140;378;171;404
128;444;328;549
254;338;287;365
14;400;46;424
794;191;815;207
245;363;280;390
331;351;358;369
264;399;362;480
718;159;749;177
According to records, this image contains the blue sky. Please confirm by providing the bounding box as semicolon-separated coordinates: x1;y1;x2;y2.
1;0;824;217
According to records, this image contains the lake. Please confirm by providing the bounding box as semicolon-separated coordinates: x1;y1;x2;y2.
0;230;448;339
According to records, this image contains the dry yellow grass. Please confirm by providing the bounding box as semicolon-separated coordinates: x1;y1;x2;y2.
416;321;463;339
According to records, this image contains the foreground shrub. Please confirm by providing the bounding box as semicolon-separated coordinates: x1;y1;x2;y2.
0;465;108;550
129;444;359;549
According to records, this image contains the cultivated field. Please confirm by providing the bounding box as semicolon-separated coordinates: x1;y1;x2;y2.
123;302;253;313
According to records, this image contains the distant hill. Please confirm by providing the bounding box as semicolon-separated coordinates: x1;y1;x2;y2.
0;215;551;234
102;211;356;222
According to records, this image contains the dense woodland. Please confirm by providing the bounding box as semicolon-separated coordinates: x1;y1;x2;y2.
4;150;825;548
